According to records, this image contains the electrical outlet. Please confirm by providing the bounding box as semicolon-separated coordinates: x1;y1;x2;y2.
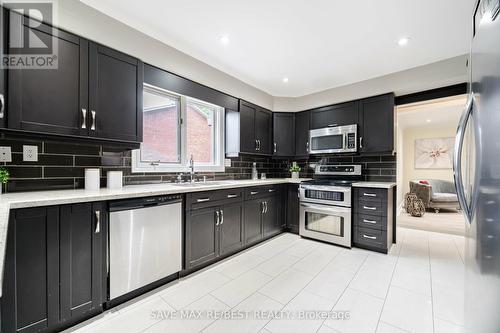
23;145;38;162
224;158;232;167
0;146;12;162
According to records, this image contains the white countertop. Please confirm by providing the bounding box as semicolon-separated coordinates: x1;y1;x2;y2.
0;178;310;297
351;182;397;189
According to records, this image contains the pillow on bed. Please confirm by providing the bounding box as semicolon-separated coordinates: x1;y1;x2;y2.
419;180;430;185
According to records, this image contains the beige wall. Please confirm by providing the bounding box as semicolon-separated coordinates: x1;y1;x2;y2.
401;126;457;202
53;1;467;112
56;0;274;110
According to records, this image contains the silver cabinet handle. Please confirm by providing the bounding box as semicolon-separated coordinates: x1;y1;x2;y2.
261;202;265;214
258;140;261;151
250;191;259;195
264;201;268;213
268;189;275;193
359;137;363;149
94;210;100;234
215;210;220;226
255;140;258;151
0;94;4;119
81;108;87;129
197;198;210;202
327;124;338;127
363;234;377;240
227;194;238;198
91;110;96;130
363;206;377;210
363;219;377;224
220;209;224;225
363;193;377;197
306;141;309;152
274;142;277;153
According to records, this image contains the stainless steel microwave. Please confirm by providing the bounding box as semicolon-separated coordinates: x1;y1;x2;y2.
309;124;357;154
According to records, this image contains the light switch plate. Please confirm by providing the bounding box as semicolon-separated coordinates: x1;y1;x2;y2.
224;158;232;167
0;146;12;162
23;145;38;162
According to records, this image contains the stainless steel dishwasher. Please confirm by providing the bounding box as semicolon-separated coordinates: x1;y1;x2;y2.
108;194;182;300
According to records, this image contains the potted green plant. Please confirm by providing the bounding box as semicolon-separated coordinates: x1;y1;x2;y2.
289;162;301;179
0;167;9;194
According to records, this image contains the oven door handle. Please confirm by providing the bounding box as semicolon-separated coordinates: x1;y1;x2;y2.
300;203;351;214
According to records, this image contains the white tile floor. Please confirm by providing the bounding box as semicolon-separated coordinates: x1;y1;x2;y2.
66;227;465;333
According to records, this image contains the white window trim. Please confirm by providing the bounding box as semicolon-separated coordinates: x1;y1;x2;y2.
132;84;226;173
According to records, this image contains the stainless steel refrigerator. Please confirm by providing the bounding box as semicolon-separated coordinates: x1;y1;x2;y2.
454;0;500;332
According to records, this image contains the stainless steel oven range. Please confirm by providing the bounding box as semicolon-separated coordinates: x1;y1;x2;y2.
299;164;362;247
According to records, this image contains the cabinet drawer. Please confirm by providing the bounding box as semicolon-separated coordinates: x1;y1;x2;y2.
356;188;387;202
354;227;387;249
354;200;386;216
355;214;385;231
187;189;243;209
244;185;279;200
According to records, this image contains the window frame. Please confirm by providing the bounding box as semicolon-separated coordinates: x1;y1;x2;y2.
132;84;226;173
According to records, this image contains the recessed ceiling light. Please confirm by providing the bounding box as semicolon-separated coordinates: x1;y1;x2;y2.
398;37;410;46
426;119;432;123
219;35;230;45
282;77;289;83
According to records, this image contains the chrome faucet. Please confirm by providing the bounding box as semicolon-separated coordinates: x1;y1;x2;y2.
188;154;195;183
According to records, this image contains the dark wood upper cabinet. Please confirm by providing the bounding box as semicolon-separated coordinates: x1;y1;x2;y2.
234;100;272;155
89;43;143;143
255;106;272;155
358;93;395;153
7;12;89;137
295;111;310;156
239;101;257;153
273;113;295;156
310;101;358;129
59;202;106;323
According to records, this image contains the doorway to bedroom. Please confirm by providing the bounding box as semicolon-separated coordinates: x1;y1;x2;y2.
396;94;467;236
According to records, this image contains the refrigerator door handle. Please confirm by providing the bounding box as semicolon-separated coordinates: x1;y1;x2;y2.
453;94;474;223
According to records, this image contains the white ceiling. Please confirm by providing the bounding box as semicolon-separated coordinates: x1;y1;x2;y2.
81;0;474;98
397;96;467;130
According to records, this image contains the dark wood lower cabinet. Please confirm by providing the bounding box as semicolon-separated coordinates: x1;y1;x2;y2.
3;207;60;333
219;203;243;255
59;202;106;323
185;201;244;270
286;184;300;234
2;203;106;333
185;207;220;269
243;199;264;244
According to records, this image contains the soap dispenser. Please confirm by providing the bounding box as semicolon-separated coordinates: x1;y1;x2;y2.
252;162;258;180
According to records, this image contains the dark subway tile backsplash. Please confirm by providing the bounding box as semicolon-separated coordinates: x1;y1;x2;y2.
0;137;396;193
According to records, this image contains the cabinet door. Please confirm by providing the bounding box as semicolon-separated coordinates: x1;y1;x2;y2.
244;199;263;244
273;113;295;156
310;101;358;129
286;185;300;234
0;8;6;129
185;207;219;269
358;94;395;153
295;111;310;156
263;195;280;237
2;207;60;333
89;43;143;142
239;101;256;153
219;203;243;255
7;12;89;136
255;106;273;155
59;202;105;323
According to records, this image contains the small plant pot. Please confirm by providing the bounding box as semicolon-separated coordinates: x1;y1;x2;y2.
291;172;299;179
